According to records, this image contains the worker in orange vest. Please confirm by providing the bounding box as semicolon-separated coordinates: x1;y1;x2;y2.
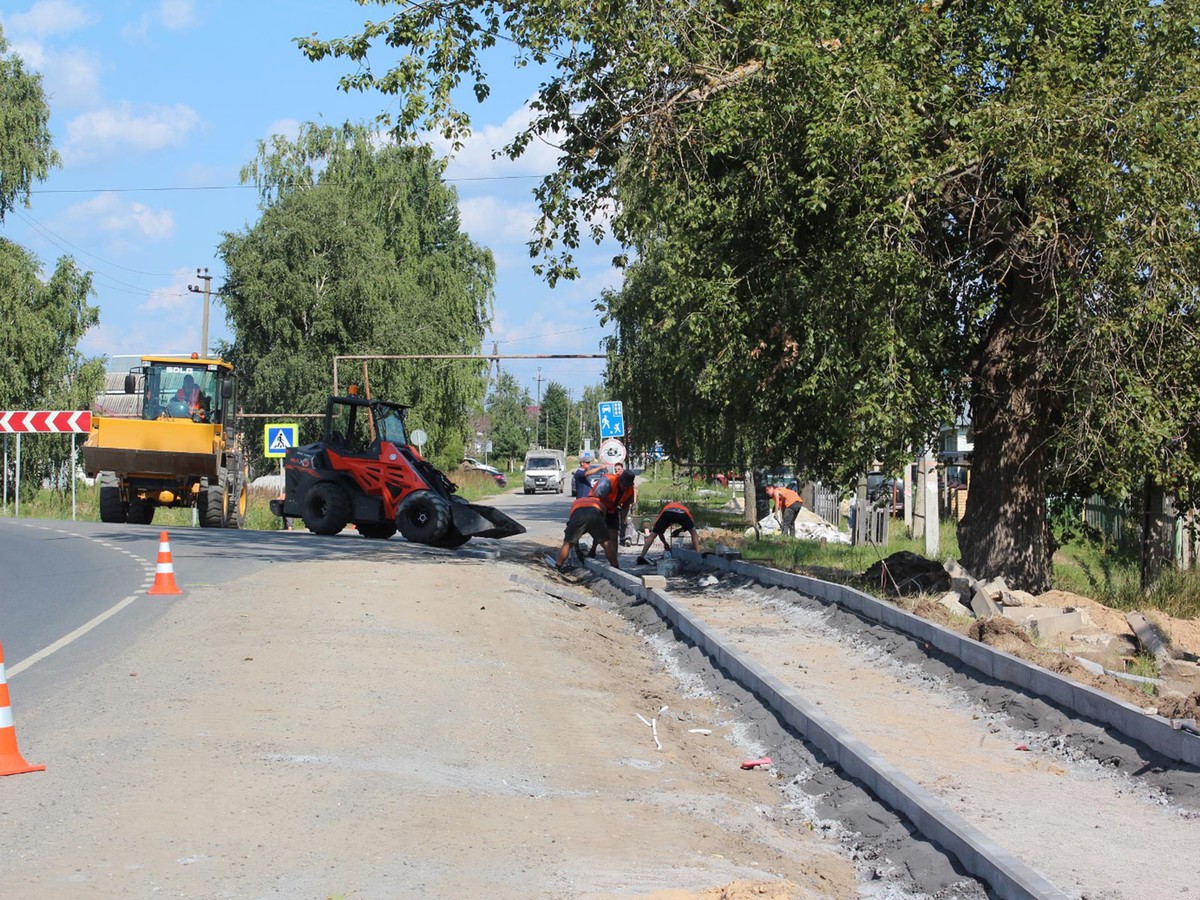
766;484;803;537
636;501;700;566
554;494;619;569
593;468;637;563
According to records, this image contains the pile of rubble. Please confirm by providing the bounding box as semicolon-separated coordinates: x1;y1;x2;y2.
936;559;1086;640
745;510;850;545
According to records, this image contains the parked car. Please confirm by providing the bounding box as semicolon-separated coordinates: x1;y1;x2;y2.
473;463;508;488
866;471;904;516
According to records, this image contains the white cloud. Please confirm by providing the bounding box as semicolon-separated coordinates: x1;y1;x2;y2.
429;102;563;180
157;0;197;30
62;101;201;164
62;192;175;241
2;0;95;39
459;195;539;246
264;118;301;143
40;46;101;107
138;268;195;313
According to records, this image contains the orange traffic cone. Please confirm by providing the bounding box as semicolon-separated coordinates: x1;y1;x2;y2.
148;530;183;595
0;642;45;776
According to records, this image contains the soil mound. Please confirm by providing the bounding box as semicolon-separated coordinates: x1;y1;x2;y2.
864;551;948;596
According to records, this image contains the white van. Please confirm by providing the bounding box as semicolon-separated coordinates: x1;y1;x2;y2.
523;449;566;494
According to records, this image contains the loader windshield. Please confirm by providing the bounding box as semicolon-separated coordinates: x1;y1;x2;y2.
141;363;224;423
373;404;408;446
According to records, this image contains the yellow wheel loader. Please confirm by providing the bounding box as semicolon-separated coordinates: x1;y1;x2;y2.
83;354;248;527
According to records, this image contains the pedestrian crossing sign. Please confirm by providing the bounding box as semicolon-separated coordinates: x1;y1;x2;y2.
264;423;298;458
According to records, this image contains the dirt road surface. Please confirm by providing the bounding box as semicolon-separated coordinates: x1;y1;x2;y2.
2;541;858;898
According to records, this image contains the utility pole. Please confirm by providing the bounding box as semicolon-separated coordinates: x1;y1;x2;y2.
533;368;545;449
187;268;212;357
564;388;571;455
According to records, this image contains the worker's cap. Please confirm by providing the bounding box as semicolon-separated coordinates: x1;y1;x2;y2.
580;451;592;461
618;469;635;486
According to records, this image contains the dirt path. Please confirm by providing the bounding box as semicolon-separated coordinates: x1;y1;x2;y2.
2;549;856;898
666;576;1199;900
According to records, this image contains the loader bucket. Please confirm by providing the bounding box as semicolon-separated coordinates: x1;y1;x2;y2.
450;500;527;540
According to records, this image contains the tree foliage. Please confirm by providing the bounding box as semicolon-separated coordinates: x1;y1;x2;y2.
301;4;1200;590
218;122;495;471
538;380;569;450
484;371;533;462
0;30;58;222
0;241;103;497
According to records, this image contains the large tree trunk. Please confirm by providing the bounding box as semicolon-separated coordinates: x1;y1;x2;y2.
957;275;1055;592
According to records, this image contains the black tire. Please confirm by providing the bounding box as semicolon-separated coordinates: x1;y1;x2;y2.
98;471;127;523
301;481;352;535
199;468;228;528
127;499;155;525
224;458;248;529
395;490;451;544
524;488;533;495
358;522;397;540
430;527;470;548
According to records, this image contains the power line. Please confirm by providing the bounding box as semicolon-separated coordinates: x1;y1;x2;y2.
12;209;181;278
27;173;545;196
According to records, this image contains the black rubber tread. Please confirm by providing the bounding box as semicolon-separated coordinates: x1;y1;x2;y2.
301;481;352;535
395;490;451;544
98;471;127;523
357;522;397;540
199;467;228;528
127;500;155;525
430;527;470;548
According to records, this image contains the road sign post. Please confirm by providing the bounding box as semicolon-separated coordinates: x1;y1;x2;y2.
0;411;93;519
264;424;299;459
598;401;625;439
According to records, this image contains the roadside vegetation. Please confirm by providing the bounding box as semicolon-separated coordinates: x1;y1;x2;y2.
631;465;1200;620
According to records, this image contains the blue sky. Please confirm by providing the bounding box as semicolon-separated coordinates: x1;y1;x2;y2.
0;0;618;402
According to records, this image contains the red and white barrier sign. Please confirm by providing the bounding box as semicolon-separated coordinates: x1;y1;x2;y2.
0;411;92;433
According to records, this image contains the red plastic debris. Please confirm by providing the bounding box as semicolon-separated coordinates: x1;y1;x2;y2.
1015;743;1030;751
740;756;772;769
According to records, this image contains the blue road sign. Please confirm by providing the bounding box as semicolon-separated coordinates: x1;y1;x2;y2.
264;423;298;459
598;401;625;439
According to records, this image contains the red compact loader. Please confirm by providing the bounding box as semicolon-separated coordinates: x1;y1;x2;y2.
270;392;525;547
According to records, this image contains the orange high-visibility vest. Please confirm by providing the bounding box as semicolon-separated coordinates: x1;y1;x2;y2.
773;487;802;510
570;495;604;514
661;501;691;517
596;473;635;514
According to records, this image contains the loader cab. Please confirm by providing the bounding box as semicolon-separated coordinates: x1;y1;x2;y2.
324;394;410;454
127;355;235;425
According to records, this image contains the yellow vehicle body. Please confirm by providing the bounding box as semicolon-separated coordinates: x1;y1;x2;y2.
83;354;248;528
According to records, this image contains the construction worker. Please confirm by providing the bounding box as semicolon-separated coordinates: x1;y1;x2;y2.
613;462;637;544
572;451;607;497
554;493;618;569
636;501;700;565
766;484;803;537
594;468;637;562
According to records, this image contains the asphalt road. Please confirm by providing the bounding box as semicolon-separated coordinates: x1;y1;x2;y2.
0;488;564;704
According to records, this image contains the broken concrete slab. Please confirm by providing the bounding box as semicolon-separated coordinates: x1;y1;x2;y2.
1126;612;1173;662
936;591;970;616
1003;607;1085;642
949;575;975;596
943;558;971;580
970;587;1003;619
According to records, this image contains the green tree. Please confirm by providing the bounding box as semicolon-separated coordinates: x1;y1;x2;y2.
301;3;1200;590
0;30;58;220
218;122;495;472
539;381;569;451
0;241;103;497
485;371;533;463
573;384;607;453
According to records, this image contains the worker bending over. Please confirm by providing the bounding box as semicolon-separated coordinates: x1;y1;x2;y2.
555;494;619;569
636;501;700;566
765;484;803;537
593;468;637;563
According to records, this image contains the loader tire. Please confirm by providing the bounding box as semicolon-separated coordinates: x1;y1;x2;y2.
200;467;229;528
302;481;351;535
98;472;127;523
357;522;397;540
395;490;451;544
127;499;155;525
